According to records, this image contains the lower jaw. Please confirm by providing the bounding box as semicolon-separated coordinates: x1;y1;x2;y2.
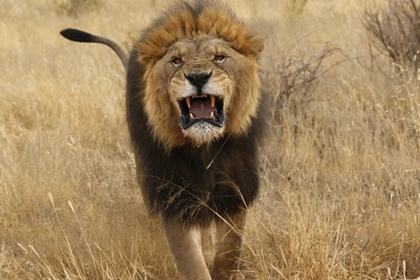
181;122;225;146
180;115;224;129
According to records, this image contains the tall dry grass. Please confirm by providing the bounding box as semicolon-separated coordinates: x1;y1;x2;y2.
1;0;420;279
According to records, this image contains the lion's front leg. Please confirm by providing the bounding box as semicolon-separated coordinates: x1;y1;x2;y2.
163;219;211;280
210;211;246;280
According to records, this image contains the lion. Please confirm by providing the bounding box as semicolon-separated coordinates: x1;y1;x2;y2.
60;1;265;279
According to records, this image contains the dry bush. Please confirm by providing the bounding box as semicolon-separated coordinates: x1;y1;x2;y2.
364;0;420;75
263;39;339;122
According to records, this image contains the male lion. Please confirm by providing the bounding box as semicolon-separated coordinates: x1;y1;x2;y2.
60;1;265;279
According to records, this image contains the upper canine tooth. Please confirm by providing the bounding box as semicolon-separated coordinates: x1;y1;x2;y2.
186;97;191;108
210;95;215;107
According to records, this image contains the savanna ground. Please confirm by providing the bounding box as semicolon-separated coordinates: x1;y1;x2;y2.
1;0;420;279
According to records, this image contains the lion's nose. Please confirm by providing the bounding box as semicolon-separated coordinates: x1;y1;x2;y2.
184;72;212;89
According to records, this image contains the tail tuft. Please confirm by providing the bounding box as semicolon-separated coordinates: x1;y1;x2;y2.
60;28;95;43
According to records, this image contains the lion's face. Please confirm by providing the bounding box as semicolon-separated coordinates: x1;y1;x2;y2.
167;38;240;144
137;4;263;149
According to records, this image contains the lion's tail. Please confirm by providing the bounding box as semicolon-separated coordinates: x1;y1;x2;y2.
60;28;128;72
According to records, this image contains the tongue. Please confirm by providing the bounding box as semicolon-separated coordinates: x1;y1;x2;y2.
190;98;216;119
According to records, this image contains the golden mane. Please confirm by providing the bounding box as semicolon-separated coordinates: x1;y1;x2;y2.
136;1;263;65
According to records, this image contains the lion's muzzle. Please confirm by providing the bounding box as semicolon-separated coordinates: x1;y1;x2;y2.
177;69;226;130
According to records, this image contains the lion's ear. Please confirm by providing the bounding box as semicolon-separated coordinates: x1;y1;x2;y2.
136;35;171;66
215;20;264;58
249;35;264;57
233;33;264;58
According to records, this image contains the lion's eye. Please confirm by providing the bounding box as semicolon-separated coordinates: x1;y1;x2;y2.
214;55;226;62
171;57;183;66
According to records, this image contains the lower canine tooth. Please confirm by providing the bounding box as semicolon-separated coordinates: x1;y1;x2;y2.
190;113;195;120
209;112;214;118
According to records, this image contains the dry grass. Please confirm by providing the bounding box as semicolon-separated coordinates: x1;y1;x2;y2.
1;0;420;279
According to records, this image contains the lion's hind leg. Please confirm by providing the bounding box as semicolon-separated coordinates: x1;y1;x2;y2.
210;211;246;280
163;219;211;280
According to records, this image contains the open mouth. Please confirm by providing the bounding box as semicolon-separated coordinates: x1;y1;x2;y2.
178;94;225;129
